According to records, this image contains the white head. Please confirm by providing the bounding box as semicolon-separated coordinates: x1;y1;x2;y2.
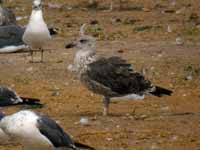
77;24;96;50
32;0;42;10
66;24;96;51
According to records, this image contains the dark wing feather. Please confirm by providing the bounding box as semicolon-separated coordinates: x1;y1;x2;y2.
36;113;76;149
87;57;152;95
0;25;24;48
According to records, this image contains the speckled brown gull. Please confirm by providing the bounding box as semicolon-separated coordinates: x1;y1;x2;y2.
66;24;173;116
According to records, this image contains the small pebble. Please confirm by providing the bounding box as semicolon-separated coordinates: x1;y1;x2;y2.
106;137;113;141
185;75;193;80
80;117;89;126
167;25;172;33
161;106;170;112
151;143;158;150
171;135;178;141
26;67;33;72
48;3;63;9
52;91;60;96
176;37;184;45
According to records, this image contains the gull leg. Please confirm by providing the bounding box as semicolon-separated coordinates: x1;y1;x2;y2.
109;0;113;11
102;96;110;116
40;48;44;63
29;49;34;63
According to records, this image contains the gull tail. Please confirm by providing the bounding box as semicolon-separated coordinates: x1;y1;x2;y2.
150;86;173;97
74;141;95;150
19;97;42;105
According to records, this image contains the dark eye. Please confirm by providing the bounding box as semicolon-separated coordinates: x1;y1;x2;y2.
80;39;88;43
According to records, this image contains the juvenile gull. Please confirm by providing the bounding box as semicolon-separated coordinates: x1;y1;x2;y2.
23;0;51;63
66;24;173;116
0;0;16;26
0;86;41;106
0;110;94;150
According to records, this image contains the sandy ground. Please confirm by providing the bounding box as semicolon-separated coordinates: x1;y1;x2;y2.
0;0;200;150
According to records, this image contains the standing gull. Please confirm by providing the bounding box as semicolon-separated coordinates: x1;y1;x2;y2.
23;0;51;63
0;0;16;26
66;24;173;116
0;110;94;150
0;86;41;106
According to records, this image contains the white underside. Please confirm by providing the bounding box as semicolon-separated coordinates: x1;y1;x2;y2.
23;10;51;49
0;111;53;150
112;94;145;100
0;128;13;145
0;45;27;53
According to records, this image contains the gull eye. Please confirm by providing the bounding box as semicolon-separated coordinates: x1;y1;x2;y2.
80;39;88;43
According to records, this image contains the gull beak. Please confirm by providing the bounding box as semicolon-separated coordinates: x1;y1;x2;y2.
65;42;76;49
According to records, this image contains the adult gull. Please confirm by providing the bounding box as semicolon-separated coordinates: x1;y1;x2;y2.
0;25;26;53
66;24;173;116
0;25;59;53
0;110;94;150
0;86;41;106
23;0;51;63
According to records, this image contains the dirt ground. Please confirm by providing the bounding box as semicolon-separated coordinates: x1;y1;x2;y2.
0;0;200;150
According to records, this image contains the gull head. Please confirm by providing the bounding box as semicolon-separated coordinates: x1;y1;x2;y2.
32;0;42;10
66;24;96;51
76;34;96;50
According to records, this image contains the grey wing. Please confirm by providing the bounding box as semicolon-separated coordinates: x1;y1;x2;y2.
36;113;76;150
0;86;22;105
0;25;25;49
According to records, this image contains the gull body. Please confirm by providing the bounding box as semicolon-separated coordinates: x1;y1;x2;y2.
0;110;94;150
67;24;173;116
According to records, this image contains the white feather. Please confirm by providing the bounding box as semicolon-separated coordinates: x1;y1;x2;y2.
23;9;51;49
0;110;53;150
113;94;145;100
0;45;27;53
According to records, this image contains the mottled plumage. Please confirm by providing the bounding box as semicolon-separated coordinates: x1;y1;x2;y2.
83;56;152;97
68;24;173;115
